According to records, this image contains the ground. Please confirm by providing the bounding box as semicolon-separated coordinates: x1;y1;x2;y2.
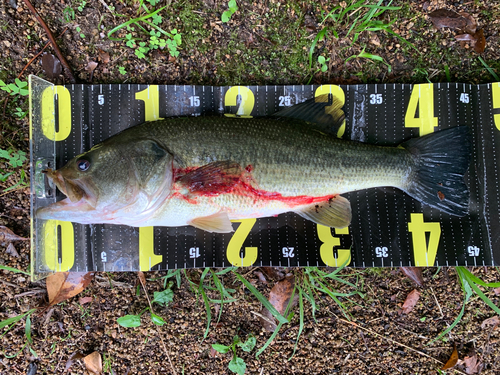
1;0;500;374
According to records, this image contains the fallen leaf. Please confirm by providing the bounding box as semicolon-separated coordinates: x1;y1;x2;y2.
65;351;85;372
98;49;110;64
463;353;482;374
441;344;458;370
480;316;500;330
79;296;93;305
85;61;98;81
0;226;28;243
493;287;500;296
473;29;486;53
6;242;19;257
254;271;268;284
259;275;296;332
460;12;477;34
428;9;468;30
84;351;102;374
399;267;424;287
41;52;61;80
401;289;420;314
260;267;285;281
46;272;94;306
455;34;476;42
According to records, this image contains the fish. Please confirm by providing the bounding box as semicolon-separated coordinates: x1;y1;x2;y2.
36;95;472;233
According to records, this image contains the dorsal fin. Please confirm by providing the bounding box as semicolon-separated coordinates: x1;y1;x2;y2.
273;94;345;135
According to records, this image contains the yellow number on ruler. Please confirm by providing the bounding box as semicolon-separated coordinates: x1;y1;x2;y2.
315;85;346;138
493;82;500;131
224;86;255;118
317;225;351;267
408;213;441;266
43;220;74;271
139;226;162;271
41;86;72;141
135;86;164;121
227;219;258;267
405;84;438;136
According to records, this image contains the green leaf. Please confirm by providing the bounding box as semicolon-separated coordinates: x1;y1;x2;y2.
228;356;246;375
0;264;31;276
234;273;289;324
151;313;166;326
238;335;256;352
318;56;325;64
117;314;141;328
211;343;231;354
221;11;231;23
25;315;32;344
153;289;173;306
0;310;33;329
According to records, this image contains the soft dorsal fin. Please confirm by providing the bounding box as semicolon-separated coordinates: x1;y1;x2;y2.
177;161;243;197
295;195;351;228
273;94;345;135
189;211;234;233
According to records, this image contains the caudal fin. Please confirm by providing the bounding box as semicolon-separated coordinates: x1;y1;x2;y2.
402;126;472;217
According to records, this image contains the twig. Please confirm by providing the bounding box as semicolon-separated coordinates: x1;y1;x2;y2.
17;27;69;80
21;0;75;83
137;272;177;375
430;287;444;319
339;318;468;375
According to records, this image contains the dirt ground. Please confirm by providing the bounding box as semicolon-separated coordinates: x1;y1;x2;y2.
1;0;500;374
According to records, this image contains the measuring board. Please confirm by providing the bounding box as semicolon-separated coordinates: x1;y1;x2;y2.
29;76;500;279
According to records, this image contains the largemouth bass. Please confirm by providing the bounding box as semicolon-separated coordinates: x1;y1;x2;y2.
37;95;471;232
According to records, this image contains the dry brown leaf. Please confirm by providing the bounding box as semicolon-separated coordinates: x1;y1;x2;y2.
259;275;296;332
6;242;19;257
401;289;420;314
79;296;93;305
464;353;482;374
473;29;486;53
455;34;476;42
260;267;285;281
84;351;102;374
98;49;110;64
65;351;85;372
254;271;268;285
47;272;94;306
460;12;477;34
399;267;424;287
480;316;500;330
0;226;28;243
428;9;468;30
441;344;458;370
41;52;61;80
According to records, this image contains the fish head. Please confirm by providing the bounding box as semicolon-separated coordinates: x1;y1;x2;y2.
37;138;174;224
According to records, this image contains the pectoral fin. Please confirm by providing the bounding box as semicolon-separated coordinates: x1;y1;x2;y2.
189;211;234;233
295;195;351;228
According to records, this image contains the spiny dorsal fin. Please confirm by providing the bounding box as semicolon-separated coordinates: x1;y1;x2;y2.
189;211;234;233
273;94;345;136
295;195;351;228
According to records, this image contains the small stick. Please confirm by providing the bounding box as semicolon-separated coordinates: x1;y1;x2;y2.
21;0;75;83
17;27;69;79
339;318;468;375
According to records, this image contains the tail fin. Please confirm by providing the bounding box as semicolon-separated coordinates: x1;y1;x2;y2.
402;126;472;217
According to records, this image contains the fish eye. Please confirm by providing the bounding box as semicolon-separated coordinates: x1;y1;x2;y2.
77;159;90;171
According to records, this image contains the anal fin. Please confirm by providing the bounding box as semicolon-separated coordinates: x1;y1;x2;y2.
189;211;234;233
295;195;351;228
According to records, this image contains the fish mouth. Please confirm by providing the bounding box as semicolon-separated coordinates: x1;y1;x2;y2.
42;168;96;206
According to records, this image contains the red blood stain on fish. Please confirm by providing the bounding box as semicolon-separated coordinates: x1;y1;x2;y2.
172;165;335;207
